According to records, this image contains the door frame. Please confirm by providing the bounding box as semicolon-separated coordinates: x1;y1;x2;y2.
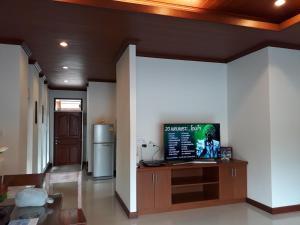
53;98;83;166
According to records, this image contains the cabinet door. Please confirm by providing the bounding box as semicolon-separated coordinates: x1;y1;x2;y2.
138;171;155;213
154;170;171;210
220;163;247;200
233;165;247;199
219;164;234;200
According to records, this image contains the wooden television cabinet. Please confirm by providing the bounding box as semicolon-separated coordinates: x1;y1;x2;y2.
137;159;247;215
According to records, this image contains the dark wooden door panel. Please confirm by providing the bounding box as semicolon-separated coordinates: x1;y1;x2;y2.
54;112;82;166
69;114;82;138
138;171;155;213
220;163;247;200
233;165;247;199
155;170;171;210
55;145;70;165
219;165;234;200
55;114;69;137
69;144;82;164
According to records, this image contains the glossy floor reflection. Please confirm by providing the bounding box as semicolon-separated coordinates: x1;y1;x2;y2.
52;168;300;225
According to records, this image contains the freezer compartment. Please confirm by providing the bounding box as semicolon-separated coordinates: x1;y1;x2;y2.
93;124;114;143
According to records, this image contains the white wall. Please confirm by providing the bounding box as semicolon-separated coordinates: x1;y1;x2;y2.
228;48;272;206
0;44;29;174
228;47;300;208
87;82;116;172
38;80;49;173
19;47;29;173
48;90;87;164
26;65;40;173
116;45;137;213
269;47;300;207
26;66;50;173
136;57;228;160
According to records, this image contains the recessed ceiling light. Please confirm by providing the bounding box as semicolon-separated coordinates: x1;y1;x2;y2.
62;66;69;70
60;41;68;47
64;80;69;83
274;0;286;7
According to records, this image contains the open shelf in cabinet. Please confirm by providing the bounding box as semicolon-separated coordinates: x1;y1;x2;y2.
171;166;219;204
172;176;219;186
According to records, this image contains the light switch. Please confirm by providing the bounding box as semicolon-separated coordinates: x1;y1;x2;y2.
136;137;146;147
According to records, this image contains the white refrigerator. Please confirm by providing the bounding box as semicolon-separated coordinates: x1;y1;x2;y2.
93;124;115;179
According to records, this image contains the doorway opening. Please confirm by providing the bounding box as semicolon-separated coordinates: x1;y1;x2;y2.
54;99;83;166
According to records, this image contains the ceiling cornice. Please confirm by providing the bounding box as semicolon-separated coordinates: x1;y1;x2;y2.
114;38;140;63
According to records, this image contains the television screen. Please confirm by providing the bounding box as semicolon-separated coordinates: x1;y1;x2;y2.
164;123;221;161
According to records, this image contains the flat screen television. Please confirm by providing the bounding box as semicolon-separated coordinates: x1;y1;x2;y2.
164;123;221;161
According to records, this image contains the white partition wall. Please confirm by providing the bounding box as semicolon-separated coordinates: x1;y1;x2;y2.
228;48;273;207
0;44;29;174
228;47;300;208
268;47;300;207
116;45;137;213
27;65;40;173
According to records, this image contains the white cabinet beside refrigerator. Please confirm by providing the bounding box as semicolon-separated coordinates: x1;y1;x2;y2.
93;124;115;179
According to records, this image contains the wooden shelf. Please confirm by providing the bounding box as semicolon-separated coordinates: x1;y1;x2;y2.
172;176;219;187
172;191;219;204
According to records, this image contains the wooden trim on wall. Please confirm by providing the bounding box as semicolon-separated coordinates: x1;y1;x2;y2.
0;38;23;45
137;51;227;63
29;59;43;75
21;42;32;57
272;204;300;214
114;39;139;63
88;79;116;83
246;198;273;214
226;41;300;63
246;198;300;214
0;39;32;57
48;86;87;91
115;191;138;218
135;41;300;64
28;59;37;65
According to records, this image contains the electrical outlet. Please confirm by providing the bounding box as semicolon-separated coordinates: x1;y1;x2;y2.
137;137;146;147
141;144;147;148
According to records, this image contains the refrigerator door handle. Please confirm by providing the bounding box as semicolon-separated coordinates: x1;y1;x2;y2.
94;142;113;145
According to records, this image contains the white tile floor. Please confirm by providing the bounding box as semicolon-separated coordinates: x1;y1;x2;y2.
52;166;300;225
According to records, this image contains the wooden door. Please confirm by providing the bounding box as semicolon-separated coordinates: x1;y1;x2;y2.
219;164;234;200
154;170;171;210
233;165;247;199
137;171;155;214
219;163;247;200
54;112;82;166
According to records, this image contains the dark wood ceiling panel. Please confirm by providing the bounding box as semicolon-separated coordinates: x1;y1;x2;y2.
122;0;300;23
1;0;300;89
55;0;300;29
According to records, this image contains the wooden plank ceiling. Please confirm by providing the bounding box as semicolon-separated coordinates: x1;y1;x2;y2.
1;0;300;89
